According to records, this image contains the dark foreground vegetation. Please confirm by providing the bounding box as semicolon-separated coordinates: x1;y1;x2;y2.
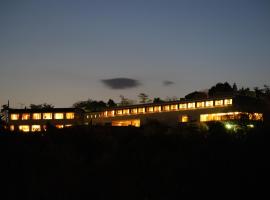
1;123;269;199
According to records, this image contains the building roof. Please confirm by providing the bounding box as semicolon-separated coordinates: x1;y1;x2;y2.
7;108;84;113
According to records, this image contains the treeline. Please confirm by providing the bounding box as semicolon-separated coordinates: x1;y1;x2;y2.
0;123;269;199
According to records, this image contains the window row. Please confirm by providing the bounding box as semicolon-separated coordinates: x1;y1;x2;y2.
200;112;263;122
10;124;73;132
10;112;75;121
98;99;233;118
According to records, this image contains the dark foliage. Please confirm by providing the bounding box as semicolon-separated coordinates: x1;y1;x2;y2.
1;124;269;199
73;99;107;112
208;82;234;97
185;91;208;100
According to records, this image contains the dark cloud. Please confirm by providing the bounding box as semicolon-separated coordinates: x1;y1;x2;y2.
163;80;174;86
101;78;140;89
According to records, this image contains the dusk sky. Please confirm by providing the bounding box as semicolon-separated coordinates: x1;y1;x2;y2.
1;0;270;108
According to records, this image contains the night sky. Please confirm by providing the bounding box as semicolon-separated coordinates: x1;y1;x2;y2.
1;0;270;107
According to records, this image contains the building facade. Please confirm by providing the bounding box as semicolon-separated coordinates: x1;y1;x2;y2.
1;96;264;132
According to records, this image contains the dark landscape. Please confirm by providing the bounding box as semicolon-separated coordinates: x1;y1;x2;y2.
1;122;269;199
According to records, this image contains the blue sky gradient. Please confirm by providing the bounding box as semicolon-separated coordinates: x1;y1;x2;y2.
1;0;270;107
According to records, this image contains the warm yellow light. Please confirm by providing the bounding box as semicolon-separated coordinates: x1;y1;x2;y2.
181;115;189;122
65;124;72;127
10;114;19;120
205;101;213;107
131;108;138;114
116;110;123;115
43;113;52;120
22;113;30;120
123;109;130;115
170;104;178;110
224;99;233;106
31;125;41;132
196;102;205;108
215;100;223;106
10;125;15;131
163;105;170;111
179;104;187;109
33;113;41;120
66;112;75;119
112;119;140;127
56;125;64;129
188;102;195;109
147;107;154;112
138;107;145;113
154;106;161;112
54;113;64;119
19;125;30;132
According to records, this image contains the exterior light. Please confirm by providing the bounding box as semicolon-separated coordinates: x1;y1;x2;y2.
225;123;233;130
247;124;254;128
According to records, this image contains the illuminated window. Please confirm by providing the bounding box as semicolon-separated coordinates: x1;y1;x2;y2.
108;110;115;117
66;112;75;119
138;107;145;113
179;104;187;109
131;108;138;114
43;125;47;131
10;114;19;120
200;112;246;122
65;124;72;127
116;110;123;115
33;113;41;120
56;125;64;129
224;99;233;106
22;113;30;120
249;113;263;121
147;107;154;112
215;100;223;106
154;106;161;112
54;113;64;119
112;119;140;127
196;102;205;108
205;101;213;107
31;125;41;132
43;113;52;120
19;125;30;132
188;102;195;109
181;115;189;122
171;104;178;110
163;105;170;111
123;109;130;115
10;125;15;131
103;111;108;117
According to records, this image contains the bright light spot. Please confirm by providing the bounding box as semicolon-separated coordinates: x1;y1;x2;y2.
247;124;254;128
225;123;233;130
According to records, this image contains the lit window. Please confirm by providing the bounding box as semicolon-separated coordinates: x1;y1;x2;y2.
112;119;140;127
154;106;161;112
65;124;72;127
200;112;245;122
116;110;123;115
188;102;195;109
138;107;145;113
171;104;178;110
104;111;108;117
147;107;154;112
249;113;263;121
179;104;187;109
108;110;115;117
205;101;213;107
163;105;170;111
43;113;52;119
54;113;64;119
10;114;19;120
31;125;41;132
123;109;130;115
196;102;205;108
22;113;30;120
66;112;75;119
19;125;30;132
181;115;189;122
33;113;41;120
56;125;64;129
215;100;223;106
224;99;233;106
131;108;138;114
10;125;15;131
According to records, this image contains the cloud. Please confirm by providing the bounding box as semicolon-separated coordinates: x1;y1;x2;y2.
101;78;141;89
163;80;174;86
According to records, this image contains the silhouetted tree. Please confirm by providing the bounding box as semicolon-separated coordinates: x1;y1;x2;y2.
119;95;134;106
232;83;238;93
153;97;164;103
73;99;107;112
107;99;117;108
185;91;207;100
138;93;151;104
208;82;234;97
